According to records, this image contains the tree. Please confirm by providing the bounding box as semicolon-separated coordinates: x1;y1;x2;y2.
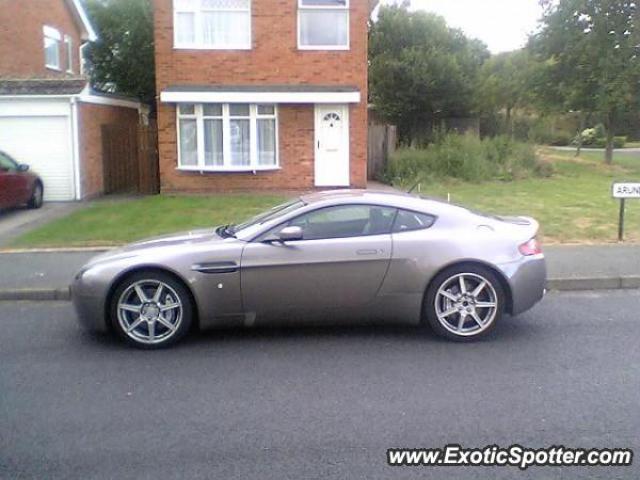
476;50;538;137
369;4;489;143
530;0;639;163
84;0;156;107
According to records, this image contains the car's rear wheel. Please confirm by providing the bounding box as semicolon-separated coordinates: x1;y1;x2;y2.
27;182;43;209
110;271;193;349
424;264;505;341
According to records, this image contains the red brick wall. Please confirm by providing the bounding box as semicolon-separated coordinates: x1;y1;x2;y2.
0;0;83;78
78;102;140;198
154;0;369;192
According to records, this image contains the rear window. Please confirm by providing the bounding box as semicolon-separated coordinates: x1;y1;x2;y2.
393;210;436;233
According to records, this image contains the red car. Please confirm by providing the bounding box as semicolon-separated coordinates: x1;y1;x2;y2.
0;150;44;210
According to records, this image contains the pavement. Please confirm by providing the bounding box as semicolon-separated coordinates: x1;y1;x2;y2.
1;291;639;479
551;146;640;154
0;202;82;248
0;244;639;300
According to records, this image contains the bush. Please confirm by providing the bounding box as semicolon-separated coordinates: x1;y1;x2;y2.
382;134;551;186
586;136;626;148
548;134;573;146
580;128;599;146
578;125;625;149
614;136;627;148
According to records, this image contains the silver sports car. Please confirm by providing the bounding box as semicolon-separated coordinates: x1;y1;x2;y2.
72;190;546;348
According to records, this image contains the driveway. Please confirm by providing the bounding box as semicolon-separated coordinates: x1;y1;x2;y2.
0;202;81;248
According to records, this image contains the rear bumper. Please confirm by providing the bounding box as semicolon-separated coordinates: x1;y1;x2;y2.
500;255;547;315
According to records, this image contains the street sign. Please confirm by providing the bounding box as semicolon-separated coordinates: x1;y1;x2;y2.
612;182;640;241
612;182;640;199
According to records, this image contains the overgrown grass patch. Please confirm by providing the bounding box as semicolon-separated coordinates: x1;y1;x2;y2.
410;149;640;244
382;135;551;185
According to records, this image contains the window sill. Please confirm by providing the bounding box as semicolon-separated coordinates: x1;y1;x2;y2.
46;64;62;71
177;166;281;173
298;45;350;51
173;45;252;51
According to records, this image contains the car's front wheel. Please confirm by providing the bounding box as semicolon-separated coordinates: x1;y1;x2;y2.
110;271;193;349
424;264;505;341
27;182;43;209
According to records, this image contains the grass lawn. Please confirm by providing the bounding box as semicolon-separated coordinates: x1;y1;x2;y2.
10;148;640;248
12;194;287;248
409;148;640;244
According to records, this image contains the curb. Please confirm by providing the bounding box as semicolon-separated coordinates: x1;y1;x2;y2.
0;288;70;302
546;276;640;291
1;277;640;302
0;247;111;254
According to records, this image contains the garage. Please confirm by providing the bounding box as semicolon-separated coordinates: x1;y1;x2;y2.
0;98;76;201
0;80;143;202
0;116;75;201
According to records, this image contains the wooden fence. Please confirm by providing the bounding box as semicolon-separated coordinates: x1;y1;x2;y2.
368;124;397;180
138;120;159;195
102;121;159;195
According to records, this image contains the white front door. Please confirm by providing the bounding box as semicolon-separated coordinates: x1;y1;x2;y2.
314;105;349;187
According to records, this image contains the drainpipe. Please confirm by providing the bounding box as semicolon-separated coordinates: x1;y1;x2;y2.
70;96;82;200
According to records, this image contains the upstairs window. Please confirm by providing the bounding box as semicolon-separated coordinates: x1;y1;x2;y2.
64;35;73;73
174;0;251;49
298;0;349;50
177;104;278;172
43;26;61;70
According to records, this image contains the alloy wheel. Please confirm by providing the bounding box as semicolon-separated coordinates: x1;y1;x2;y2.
434;272;498;337
117;279;183;345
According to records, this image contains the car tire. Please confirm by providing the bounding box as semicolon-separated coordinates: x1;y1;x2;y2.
27;182;43;209
110;271;193;349
423;264;505;342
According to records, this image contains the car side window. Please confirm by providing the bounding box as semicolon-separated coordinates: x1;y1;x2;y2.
282;205;397;241
393;209;436;233
0;152;17;172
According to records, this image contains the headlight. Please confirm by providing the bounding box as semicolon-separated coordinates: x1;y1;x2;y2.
74;254;138;281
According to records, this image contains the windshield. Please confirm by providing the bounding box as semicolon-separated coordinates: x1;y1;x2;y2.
228;199;306;238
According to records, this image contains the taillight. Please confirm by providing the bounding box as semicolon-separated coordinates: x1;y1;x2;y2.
519;237;542;256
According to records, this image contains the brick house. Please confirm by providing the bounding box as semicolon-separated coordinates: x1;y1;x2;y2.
155;0;377;192
0;0;143;201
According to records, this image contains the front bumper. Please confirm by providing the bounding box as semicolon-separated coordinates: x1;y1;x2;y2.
71;273;110;334
500;254;547;316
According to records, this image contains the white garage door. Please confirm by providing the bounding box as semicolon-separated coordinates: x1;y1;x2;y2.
0;116;75;201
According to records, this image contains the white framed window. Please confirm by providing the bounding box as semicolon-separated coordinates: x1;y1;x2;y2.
79;43;88;76
177;103;279;171
173;0;251;50
64;35;73;73
43;25;61;70
298;0;349;50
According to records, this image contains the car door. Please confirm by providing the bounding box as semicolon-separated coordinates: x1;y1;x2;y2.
0;151;22;208
240;204;396;324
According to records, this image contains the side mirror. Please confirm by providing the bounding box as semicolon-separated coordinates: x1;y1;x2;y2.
278;226;303;242
17;164;29;172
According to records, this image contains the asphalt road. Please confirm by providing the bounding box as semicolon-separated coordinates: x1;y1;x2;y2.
1;292;639;480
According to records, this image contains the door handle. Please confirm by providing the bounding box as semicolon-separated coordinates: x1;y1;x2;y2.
356;249;380;256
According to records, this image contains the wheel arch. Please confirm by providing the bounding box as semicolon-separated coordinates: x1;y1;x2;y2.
104;265;200;331
423;260;514;316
